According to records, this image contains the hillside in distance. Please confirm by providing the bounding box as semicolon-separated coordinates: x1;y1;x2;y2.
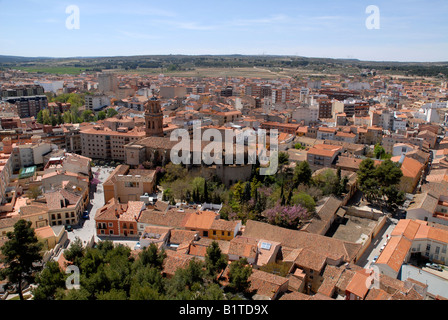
0;54;447;78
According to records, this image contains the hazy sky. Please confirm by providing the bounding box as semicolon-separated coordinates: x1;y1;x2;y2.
0;0;447;62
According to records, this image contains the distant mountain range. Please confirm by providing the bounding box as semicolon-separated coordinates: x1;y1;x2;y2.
1;54;447;78
0;54;446;65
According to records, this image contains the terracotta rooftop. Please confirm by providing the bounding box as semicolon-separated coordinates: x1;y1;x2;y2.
183;210;218;231
242;220;361;263
376;236;412;273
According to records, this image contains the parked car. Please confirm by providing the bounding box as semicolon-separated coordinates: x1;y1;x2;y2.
134;242;141;250
426;263;443;271
65;225;73;232
82;210;89;219
380;244;386;252
372;256;379;264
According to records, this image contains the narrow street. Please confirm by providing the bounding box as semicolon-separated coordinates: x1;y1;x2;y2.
66;166;114;246
356;216;398;269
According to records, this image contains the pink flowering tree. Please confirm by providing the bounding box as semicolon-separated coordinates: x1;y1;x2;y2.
263;203;309;229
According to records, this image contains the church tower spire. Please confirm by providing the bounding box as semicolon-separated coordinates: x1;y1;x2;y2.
144;96;163;137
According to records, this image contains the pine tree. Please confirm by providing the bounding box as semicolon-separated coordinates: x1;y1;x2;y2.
203;179;209;203
0;220;43;300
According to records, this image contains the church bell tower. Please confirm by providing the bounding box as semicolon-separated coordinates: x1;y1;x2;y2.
144;96;163;137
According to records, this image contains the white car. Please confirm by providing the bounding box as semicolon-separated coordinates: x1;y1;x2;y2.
134;242;141;250
426;263;443;271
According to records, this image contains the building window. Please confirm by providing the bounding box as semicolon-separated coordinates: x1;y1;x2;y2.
109;230;114;235
108;223;113;227
213;230;216;235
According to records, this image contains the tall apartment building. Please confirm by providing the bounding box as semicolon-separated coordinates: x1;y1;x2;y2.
220;86;234;97
272;87;291;104
292;105;319;125
318;99;332;119
245;84;272;99
4;95;48;118
85;94;110;111
159;86;187;99
0;85;45;98
81;126;146;161
97;72;118;94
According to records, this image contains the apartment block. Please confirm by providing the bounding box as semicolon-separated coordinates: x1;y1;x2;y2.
80;126;145;161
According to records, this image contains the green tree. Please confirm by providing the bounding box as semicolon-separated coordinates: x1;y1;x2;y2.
204;179;210;203
166;259;210;299
357;158;404;211
50;114;57;126
64;237;85;266
291;191;316;213
106;108;118;118
96;288;128;300
226;258;252;296
357;158;379;203
375;159;403;187
137;243;166;270
162;163;187;183
32;261;66;300
205;241;227;278
56;111;63;125
312;169;340;196
293;161;312;187
58;287;90;300
81;110;94;122
374;143;385;159
63;111;72;123
130;264;165;299
36;110;43;124
232;181;244;205
97;110;106;120
278;152;290;166
0;219;43;300
42;108;51;125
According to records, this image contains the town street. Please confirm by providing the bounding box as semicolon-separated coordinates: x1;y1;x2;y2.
66;166;114;246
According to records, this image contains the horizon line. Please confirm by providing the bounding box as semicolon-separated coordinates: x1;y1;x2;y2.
1;53;447;64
